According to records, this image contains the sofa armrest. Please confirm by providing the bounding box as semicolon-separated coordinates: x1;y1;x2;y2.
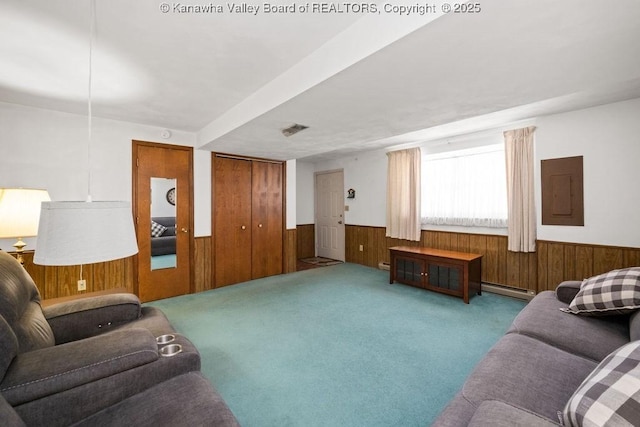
555;281;582;304
43;293;141;344
468;400;561;427
0;328;158;406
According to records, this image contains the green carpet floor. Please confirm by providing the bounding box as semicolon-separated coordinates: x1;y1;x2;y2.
148;263;526;426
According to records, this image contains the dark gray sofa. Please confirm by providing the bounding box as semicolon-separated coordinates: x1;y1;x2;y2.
432;280;638;426
0;250;239;426
151;216;176;256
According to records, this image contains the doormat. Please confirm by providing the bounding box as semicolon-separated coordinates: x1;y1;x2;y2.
299;257;343;267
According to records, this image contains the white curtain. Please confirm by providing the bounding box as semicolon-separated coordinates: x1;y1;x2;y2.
504;126;537;252
421;145;508;228
386;148;421;241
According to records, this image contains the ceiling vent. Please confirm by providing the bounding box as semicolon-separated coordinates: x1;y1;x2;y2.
281;123;309;137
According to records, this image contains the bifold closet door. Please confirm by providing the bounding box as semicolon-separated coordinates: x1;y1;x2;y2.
213;156;252;287
251;161;283;279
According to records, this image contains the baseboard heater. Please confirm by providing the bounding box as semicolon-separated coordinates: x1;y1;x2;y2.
378;262;390;271
482;282;535;301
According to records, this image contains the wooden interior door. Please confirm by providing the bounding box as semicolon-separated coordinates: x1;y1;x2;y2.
213;156;252;287
133;141;193;302
251;161;283;279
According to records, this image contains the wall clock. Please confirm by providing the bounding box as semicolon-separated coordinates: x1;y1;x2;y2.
166;187;176;205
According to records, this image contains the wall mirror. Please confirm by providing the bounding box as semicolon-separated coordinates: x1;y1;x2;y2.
150;177;177;270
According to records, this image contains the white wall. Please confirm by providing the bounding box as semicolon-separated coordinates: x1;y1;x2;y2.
0;102;208;251
3;98;638;253
296;161;315;224
0;102;301;252
535;98;640;247
301;98;640;248
311;149;388;227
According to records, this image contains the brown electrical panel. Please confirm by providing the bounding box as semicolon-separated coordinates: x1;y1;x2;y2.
541;156;584;226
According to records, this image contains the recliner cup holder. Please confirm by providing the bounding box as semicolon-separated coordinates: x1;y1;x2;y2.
159;343;182;357
156;334;175;345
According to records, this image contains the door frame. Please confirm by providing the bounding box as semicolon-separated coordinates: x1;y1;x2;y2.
132;140;195;298
314;169;345;261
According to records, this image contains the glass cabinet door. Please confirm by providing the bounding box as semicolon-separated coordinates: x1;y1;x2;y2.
394;257;425;287
427;264;461;291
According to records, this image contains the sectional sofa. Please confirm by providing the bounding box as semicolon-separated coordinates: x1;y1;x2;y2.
0;250;239;426
433;267;640;426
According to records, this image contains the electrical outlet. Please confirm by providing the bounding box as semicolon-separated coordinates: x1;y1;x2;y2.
359;244;364;252
77;279;86;291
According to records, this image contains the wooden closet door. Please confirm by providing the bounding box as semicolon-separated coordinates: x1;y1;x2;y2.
251;161;283;279
214;157;252;287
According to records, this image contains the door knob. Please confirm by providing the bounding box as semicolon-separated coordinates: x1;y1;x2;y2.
338;221;343;224
258;223;263;228
241;225;246;230
181;228;188;233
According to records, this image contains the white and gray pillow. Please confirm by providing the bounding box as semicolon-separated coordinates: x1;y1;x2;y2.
562;340;640;426
151;220;167;238
561;267;640;316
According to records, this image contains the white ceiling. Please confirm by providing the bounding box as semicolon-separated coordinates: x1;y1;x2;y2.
2;0;640;161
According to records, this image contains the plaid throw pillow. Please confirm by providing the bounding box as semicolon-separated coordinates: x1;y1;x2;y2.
560;267;640;316
562;341;640;426
151;220;167;238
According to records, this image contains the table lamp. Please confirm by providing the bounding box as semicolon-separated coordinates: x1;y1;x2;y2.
0;188;51;265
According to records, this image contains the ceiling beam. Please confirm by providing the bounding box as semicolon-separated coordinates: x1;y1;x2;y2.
197;2;452;150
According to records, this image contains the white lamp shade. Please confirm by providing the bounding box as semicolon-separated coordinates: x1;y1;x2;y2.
34;201;139;266
0;188;51;238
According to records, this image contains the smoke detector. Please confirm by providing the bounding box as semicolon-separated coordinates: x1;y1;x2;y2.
281;123;309;137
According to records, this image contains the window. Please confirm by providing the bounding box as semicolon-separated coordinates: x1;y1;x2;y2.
421;144;507;228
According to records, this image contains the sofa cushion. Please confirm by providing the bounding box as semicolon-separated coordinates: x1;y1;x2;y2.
460;334;596;422
1;328;158;406
631;311;640;342
71;372;240;427
562;267;640;316
0;315;18;382
431;391;479;427
151;220;167;237
0;251;55;352
562;341;640;427
507;291;629;362
468;400;560;427
0;394;25;427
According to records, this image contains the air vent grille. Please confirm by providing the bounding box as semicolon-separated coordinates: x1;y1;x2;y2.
281;123;309;137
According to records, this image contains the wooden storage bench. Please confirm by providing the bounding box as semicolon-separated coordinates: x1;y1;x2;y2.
389;246;482;303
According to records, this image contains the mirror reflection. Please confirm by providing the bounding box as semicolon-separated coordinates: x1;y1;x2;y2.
150;177;177;270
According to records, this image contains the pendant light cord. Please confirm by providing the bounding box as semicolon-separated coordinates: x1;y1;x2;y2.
87;0;95;203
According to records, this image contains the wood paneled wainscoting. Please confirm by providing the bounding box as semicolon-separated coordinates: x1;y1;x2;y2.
19;251;135;300
296;224;315;260
345;225;640;294
537;240;640;292
22;233;296;300
20;228;638;299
